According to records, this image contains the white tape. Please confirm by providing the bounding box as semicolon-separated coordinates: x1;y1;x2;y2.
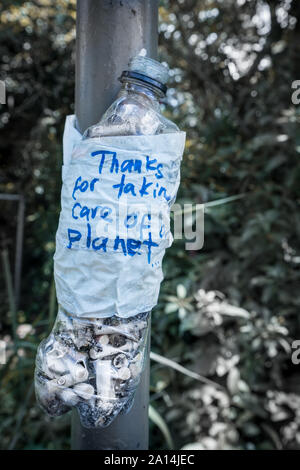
54;115;185;318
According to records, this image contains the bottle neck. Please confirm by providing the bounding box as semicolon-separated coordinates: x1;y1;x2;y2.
119;78;164;112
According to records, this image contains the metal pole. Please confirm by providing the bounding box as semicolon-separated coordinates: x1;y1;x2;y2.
72;0;158;450
75;0;158;134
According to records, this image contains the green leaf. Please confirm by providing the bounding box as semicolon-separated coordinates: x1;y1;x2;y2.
149;405;174;450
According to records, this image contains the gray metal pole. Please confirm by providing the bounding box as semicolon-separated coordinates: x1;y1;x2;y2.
75;0;158;134
72;0;158;450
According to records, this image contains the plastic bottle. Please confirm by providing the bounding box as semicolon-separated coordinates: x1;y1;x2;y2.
35;56;181;428
84;56;179;138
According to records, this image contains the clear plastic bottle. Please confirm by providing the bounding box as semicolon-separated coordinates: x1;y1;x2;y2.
84;56;179;138
35;56;180;428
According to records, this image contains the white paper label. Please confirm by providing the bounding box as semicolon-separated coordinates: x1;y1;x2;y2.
54;115;186;318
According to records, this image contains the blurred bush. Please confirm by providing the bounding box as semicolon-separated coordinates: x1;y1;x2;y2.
0;0;300;450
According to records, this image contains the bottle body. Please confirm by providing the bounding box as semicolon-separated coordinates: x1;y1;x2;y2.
35;56;182;428
84;79;179;138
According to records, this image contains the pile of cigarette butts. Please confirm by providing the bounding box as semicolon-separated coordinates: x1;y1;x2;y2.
35;309;149;427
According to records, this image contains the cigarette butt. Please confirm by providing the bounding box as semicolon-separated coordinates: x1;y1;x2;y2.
98;335;109;346
117;367;131;381
74;383;95;400
58;388;79;406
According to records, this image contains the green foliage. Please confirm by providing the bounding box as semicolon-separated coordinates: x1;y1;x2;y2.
1;0;300;450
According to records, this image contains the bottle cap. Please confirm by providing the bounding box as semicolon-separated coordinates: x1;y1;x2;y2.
120;56;169;94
